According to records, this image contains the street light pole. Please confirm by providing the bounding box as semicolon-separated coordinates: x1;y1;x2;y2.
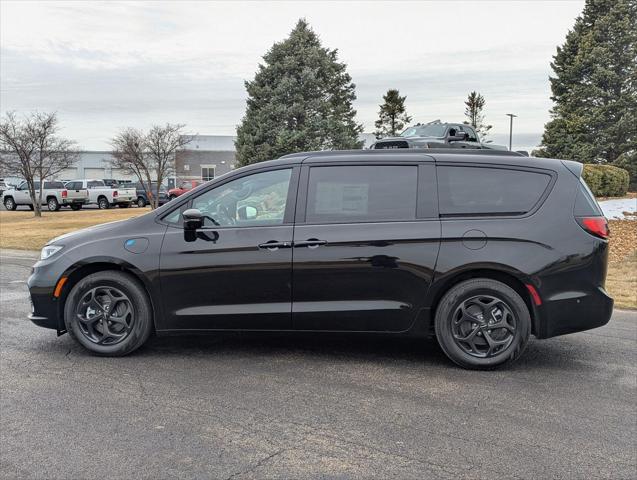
506;113;517;151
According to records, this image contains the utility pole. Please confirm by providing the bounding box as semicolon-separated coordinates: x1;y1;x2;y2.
506;114;517;151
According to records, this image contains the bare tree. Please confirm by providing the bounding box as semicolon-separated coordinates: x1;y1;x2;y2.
110;124;189;209
0;112;78;217
144;124;190;209
110;128;155;206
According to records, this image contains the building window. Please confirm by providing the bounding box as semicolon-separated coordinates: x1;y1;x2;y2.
201;165;216;182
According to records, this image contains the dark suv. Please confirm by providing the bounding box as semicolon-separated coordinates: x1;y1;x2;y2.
372;121;508;151
27;149;612;369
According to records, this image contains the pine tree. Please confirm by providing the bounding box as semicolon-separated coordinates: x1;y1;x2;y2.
235;19;363;166
463;91;492;140
536;0;637;165
374;89;412;138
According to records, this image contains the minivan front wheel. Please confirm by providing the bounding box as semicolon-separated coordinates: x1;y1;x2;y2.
435;279;530;369
64;271;153;356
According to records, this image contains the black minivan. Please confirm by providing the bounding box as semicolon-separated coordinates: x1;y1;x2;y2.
28;150;613;369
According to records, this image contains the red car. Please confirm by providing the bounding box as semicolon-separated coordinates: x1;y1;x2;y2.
168;180;203;200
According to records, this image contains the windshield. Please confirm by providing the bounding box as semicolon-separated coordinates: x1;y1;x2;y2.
400;124;447;138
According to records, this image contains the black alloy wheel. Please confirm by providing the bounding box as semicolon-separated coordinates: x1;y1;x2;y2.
435;278;531;369
450;295;516;358
75;286;135;345
65;271;153;356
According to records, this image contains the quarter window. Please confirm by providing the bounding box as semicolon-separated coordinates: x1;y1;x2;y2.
437;166;551;216
305;165;418;223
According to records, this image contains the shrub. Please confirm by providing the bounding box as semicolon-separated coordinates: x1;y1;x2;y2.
582;164;630;197
613;152;637;191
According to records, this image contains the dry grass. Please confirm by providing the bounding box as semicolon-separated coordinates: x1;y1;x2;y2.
1;207;635;309
606;220;637;309
0;208;148;250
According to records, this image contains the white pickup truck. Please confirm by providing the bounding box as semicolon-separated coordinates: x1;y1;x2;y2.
71;179;136;209
2;180;89;211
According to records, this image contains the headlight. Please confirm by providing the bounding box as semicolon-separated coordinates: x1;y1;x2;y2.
40;245;63;260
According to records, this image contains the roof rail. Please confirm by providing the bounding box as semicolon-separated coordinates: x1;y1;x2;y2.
280;149;524;159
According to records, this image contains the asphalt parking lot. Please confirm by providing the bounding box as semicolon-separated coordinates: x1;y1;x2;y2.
1;250;635;479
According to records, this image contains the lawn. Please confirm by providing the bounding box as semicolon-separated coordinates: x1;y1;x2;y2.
1;208;635;309
0;208;148;251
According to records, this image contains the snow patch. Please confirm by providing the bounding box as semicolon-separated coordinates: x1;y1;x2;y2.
598;198;637;220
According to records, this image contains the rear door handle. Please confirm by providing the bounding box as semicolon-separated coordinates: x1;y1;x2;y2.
294;239;327;249
258;240;292;251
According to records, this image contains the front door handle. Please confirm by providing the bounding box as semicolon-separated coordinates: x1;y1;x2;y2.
294;239;327;249
258;240;292;251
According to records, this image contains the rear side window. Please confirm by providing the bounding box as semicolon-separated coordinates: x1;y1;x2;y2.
305;165;418;223
44;181;64;189
437;166;551;216
574;177;603;216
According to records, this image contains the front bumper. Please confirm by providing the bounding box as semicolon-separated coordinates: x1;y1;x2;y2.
536;286;614;339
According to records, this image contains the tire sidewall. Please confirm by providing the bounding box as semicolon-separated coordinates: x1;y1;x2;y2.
435;280;531;369
98;197;109;209
137;197;146;208
4;198;16;210
64;272;152;356
48;198;59;211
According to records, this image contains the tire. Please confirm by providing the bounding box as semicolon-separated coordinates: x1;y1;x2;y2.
70;204;82;211
117;203;130;208
97;196;110;209
168;195;176;201
47;197;61;211
64;271;153;356
434;279;531;370
3;197;16;211
136;197;146;208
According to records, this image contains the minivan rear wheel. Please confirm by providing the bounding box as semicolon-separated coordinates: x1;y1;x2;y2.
64;271;153;356
435;279;530;369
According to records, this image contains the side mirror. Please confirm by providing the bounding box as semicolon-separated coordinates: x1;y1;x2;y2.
237;205;258;220
183;208;203;230
448;131;469;142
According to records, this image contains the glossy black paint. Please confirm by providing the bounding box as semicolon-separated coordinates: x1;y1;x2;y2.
27;150;613;341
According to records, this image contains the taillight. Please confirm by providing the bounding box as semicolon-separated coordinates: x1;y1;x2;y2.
113;190;118;197
61;190;67;198
576;216;609;239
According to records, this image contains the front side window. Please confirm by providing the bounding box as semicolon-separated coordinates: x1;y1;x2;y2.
190;169;292;227
305;165;418;223
437;166;551;216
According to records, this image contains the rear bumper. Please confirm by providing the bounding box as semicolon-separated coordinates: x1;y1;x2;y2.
536;286;614;339
62;198;88;205
112;197;133;204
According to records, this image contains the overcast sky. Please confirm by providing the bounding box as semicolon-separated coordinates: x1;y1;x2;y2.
1;0;584;150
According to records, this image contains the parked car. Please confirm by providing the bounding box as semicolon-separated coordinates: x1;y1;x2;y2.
0;178;9;197
70;179;136;209
27;149;612;369
2;180;88;211
372;120;508;150
134;182;169;207
168;179;204;200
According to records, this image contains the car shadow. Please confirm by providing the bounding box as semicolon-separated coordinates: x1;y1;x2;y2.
127;331;593;373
